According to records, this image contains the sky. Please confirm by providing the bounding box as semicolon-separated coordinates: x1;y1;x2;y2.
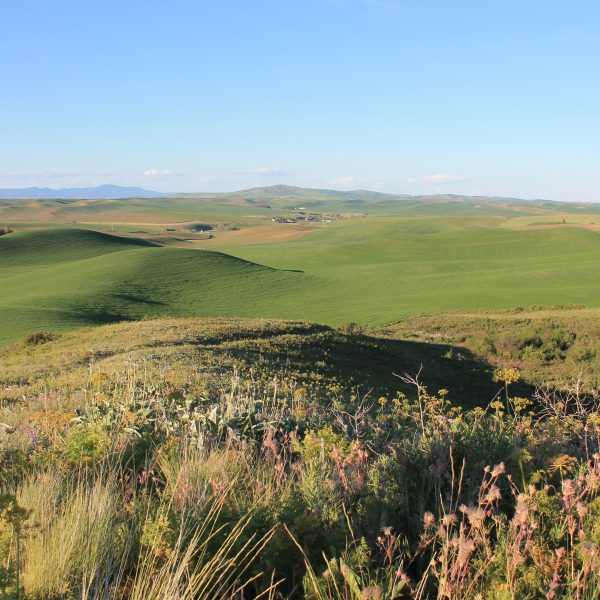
1;0;599;201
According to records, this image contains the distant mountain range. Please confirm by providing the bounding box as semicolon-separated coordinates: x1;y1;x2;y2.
177;184;551;204
175;185;598;216
0;183;548;203
0;184;166;199
0;183;592;211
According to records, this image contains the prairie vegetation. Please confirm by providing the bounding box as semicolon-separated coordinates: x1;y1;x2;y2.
382;307;600;391
1;318;599;598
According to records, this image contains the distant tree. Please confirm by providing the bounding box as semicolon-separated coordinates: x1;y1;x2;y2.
0;226;13;236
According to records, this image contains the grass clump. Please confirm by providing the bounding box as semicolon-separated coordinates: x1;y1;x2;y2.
23;331;58;346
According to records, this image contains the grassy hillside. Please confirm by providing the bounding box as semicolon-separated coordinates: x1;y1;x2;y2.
4;186;600;235
1;317;599;598
0;228;155;268
381;306;600;390
0;317;516;411
227;216;600;319
4;221;600;345
0;229;310;345
174;185;600;216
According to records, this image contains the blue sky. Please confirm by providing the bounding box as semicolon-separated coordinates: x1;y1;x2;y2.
1;0;599;200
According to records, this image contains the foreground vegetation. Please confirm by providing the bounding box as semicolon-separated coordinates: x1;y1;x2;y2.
381;306;600;391
1;318;599;598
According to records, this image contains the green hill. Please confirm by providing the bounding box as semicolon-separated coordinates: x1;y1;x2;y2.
0;229;308;345
0;317;518;411
0;228;155;267
227;216;600;320
174;184;600;216
4;222;600;346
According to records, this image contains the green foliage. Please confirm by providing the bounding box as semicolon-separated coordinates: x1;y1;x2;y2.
59;425;110;465
384;307;600;390
24;331;57;345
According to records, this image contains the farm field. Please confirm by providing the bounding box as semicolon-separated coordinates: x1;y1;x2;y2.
4;200;600;346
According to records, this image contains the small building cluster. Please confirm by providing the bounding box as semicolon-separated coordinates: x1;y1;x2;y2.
271;213;319;224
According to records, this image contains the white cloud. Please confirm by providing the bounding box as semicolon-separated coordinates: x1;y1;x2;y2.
142;169;173;179
252;167;286;176
407;173;468;185
330;176;357;187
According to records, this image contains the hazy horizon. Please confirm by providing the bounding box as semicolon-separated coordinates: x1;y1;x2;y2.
0;181;580;203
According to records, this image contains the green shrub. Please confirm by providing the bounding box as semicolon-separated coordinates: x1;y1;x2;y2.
60;425;110;465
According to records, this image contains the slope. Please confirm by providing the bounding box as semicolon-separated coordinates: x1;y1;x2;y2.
0;229;309;345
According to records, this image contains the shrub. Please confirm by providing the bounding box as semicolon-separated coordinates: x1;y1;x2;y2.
60;425;110;465
23;331;57;345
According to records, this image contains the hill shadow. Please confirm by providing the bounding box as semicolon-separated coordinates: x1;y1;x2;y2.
110;293;166;306
67;308;138;326
190;329;535;408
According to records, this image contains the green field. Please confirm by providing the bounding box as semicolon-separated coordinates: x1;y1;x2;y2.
225;216;600;319
4;207;600;345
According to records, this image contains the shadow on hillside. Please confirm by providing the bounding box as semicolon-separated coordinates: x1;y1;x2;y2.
68;308;138;326
193;330;535;408
64;294;166;327
110;293;166;306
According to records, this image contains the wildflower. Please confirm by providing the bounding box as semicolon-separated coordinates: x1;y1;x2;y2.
362;585;383;599
549;454;577;477
457;536;477;568
561;479;576;508
493;367;521;385
466;506;486;529
441;513;458;527
491;462;506;477
490;400;505;411
576;502;588;519
512;495;530;526
423;511;436;530
484;484;502;503
547;547;566;600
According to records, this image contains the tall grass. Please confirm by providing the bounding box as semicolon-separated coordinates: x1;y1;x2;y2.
19;473;120;597
4;463;277;600
1;348;600;598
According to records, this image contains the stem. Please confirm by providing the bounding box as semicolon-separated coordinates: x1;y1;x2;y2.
15;523;20;600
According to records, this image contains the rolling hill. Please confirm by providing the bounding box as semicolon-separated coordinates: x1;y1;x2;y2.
4;220;600;346
0;229;311;345
3;184;599;217
174;184;600;216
